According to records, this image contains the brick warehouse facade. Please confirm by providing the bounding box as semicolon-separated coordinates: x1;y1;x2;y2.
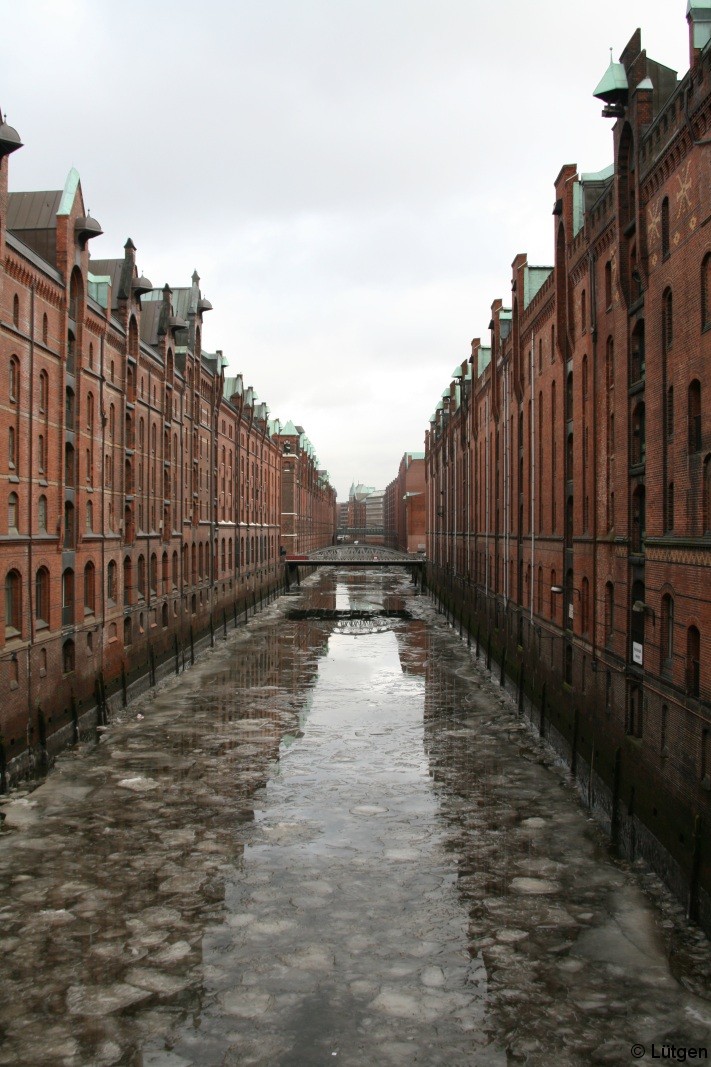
425;6;711;925
0;129;336;785
384;451;426;554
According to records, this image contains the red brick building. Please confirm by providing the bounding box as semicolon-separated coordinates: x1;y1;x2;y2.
426;7;711;922
273;420;336;556
384;451;426;553
0;126;335;783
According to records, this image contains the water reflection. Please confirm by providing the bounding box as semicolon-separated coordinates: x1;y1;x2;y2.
0;570;708;1066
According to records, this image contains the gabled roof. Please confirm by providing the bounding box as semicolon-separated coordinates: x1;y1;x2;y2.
7;189;62;230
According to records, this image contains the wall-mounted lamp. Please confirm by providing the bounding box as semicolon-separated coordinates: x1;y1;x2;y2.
551;584;582;598
632;600;656;625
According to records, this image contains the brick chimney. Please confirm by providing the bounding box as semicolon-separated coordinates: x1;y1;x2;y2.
688;1;711;69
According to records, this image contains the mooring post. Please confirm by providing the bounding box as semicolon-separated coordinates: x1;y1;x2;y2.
539;683;546;737
500;649;506;688
190;625;195;666
174;634;180;675
223;609;228;638
518;665;524;714
486;633;492;672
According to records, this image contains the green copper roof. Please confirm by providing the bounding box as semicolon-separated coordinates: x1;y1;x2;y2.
57;167;81;216
281;420;298;436
477;347;492;377
87;272;110;309
593;58;628;101
523;266;553;309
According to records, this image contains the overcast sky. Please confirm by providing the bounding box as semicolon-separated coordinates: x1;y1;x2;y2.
3;1;691;500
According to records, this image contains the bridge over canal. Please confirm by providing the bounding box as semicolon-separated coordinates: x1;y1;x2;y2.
284;545;426;585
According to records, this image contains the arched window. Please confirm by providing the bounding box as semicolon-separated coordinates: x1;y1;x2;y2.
86;499;93;532
38;495;47;533
39;370;48;413
703;253;711;331
9;356;18;403
106;559;116;601
172;550;178;590
61;568;74;626
704;455;711;533
8;492;18;533
65;442;75;487
5;569;21;635
605;260;612;308
162;551;169;593
65;387;75;429
631;484;645;553
689;380;702;453
137;555;146;599
12;294;19;328
64;501;74;549
42;313;48;345
124;617;132;646
35;567;49;626
8;426;16;470
66;330;76;374
661;197;670;259
660;594;674;675
566;370;573;418
687;626;701;698
630;320;645;383
663;288;673;350
84;561;95;615
123;556;132;605
631;402;645;465
161;602;168;628
62;639;75;674
150;553;157;594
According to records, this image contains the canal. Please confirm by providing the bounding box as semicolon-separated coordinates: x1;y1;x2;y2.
1;567;710;1066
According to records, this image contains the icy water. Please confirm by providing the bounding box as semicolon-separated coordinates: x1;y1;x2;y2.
1;570;711;1066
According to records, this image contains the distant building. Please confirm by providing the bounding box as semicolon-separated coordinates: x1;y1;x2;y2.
385;452;425;553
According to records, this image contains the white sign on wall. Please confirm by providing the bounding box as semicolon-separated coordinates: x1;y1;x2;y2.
632;641;643;666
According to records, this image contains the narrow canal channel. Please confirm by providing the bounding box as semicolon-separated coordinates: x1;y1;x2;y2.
1;568;711;1066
